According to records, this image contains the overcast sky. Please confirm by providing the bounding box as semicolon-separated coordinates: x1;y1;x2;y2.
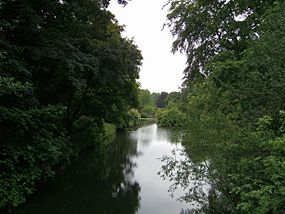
108;0;186;93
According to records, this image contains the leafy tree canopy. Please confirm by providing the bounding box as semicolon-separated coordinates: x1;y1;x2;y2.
156;92;169;108
166;0;277;83
0;0;142;209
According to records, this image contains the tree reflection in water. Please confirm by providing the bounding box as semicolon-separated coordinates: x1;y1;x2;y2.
159;146;212;213
14;134;140;214
159;122;238;214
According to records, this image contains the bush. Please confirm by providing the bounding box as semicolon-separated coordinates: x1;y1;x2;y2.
103;123;116;143
72;116;117;151
0;105;71;209
157;107;187;128
126;108;141;129
140;105;156;118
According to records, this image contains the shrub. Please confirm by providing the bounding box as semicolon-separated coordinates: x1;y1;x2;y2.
157;107;187;128
0;105;71;209
103;123;116;143
140;105;156;118
72;116;114;151
126;108;141;129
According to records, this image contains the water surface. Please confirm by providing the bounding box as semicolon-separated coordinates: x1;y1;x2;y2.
14;124;190;214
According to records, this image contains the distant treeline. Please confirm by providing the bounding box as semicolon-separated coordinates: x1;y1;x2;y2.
137;89;183;118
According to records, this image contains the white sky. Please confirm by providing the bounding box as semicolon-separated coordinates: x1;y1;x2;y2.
108;0;186;93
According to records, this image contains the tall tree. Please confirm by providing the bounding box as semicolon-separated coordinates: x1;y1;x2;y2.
0;0;142;209
165;0;276;83
139;89;154;108
156;92;169;108
0;0;142;130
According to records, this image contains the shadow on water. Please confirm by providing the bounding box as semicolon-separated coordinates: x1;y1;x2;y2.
13;134;141;214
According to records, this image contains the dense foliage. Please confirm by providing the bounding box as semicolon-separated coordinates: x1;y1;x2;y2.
137;89;173;118
156;92;169;108
138;89;154;108
156;91;186;128
166;0;276;82
157;107;186;128
125;108;141;129
0;0;142;209
137;89;156;118
160;1;285;213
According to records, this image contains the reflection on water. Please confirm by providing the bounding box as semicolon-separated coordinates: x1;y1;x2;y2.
14;134;140;214
130;124;189;214
13;123;190;214
159;148;211;212
130;124;183;146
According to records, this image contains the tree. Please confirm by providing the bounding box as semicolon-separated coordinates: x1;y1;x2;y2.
138;89;154;108
156;92;169;108
151;92;160;106
0;0;142;209
0;0;142;131
160;2;285;213
166;0;277;83
209;1;285;126
165;91;182;108
101;0;128;7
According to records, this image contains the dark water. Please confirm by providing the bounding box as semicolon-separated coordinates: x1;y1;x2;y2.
13;124;190;214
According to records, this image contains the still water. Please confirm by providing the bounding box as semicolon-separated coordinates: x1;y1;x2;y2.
14;124;190;214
